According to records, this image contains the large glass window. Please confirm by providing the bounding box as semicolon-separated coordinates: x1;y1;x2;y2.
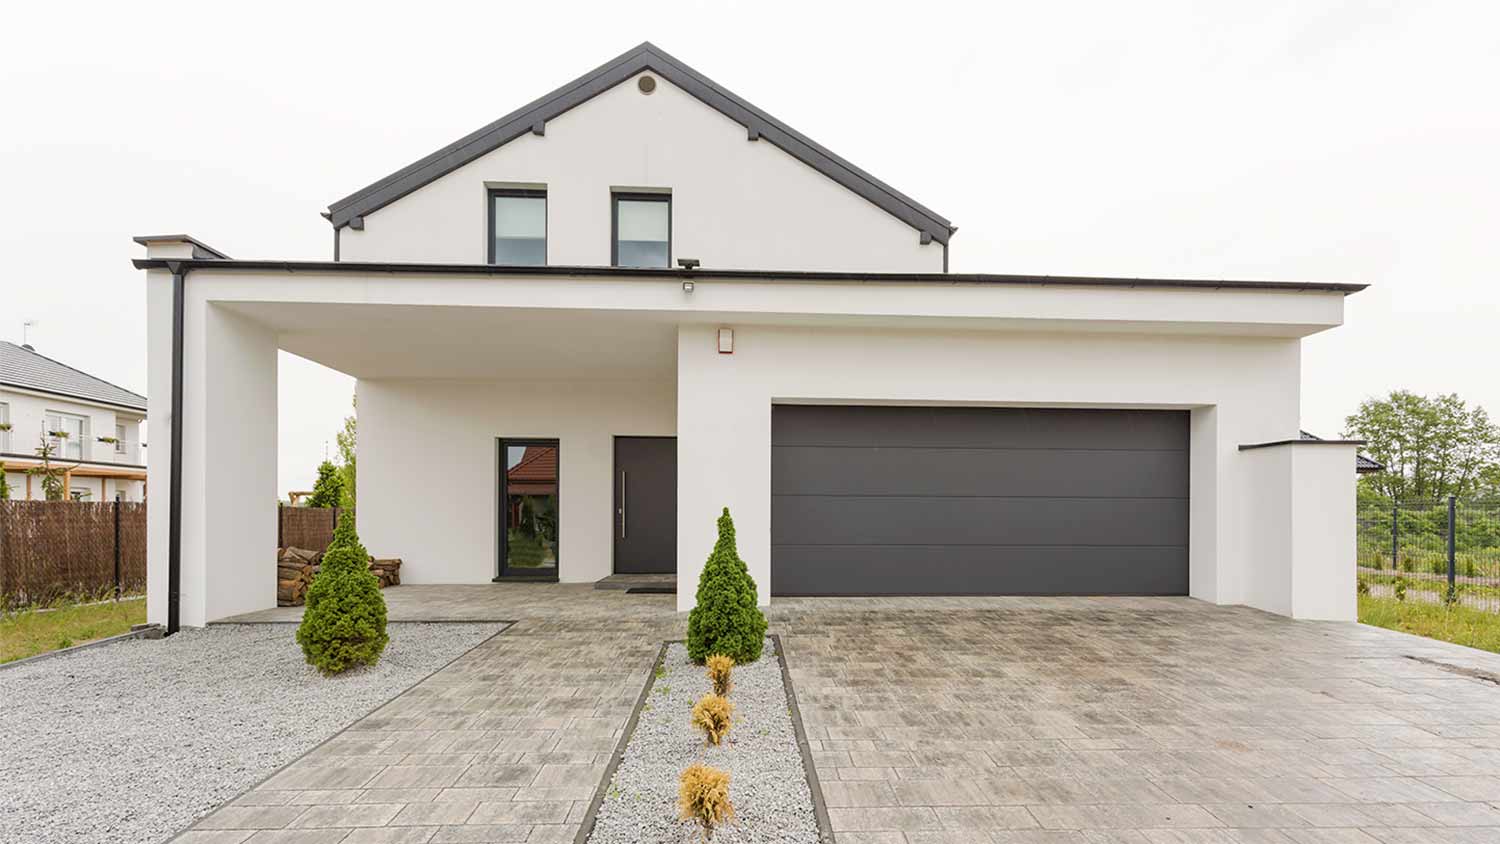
489;189;547;265
499;440;559;577
612;193;671;268
45;411;86;460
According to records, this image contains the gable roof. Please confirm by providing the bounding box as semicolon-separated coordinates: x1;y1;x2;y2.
325;42;955;244
1300;430;1383;473
0;341;147;412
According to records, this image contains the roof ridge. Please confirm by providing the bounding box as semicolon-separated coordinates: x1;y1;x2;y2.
324;42;954;242
0;340;147;407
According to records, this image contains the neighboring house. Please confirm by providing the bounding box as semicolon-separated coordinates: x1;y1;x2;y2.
134;42;1368;630
1301;430;1384;474
0;341;147;502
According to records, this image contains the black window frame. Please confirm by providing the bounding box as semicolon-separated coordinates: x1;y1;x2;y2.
487;188;548;266
610;191;672;268
495;437;561;581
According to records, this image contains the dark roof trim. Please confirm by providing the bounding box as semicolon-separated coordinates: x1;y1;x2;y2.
131;234;231;260
324;42;955;243
1239;438;1367;451
0;381;149;413
131;257;1368;294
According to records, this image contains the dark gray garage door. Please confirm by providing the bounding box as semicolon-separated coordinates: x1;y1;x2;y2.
771;405;1189;596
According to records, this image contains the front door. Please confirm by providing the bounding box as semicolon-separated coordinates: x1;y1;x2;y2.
614;436;677;574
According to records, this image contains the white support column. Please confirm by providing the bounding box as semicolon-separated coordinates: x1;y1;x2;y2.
145;252;278;628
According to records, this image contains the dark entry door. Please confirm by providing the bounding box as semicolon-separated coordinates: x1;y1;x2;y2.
614;437;677;574
771;405;1189;596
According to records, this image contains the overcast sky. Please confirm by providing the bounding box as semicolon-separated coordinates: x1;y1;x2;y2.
2;1;1496;497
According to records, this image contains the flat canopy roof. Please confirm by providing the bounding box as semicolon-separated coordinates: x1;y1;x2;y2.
131;258;1367;295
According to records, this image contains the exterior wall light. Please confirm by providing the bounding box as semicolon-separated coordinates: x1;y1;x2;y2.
718;327;734;354
682;280;694;293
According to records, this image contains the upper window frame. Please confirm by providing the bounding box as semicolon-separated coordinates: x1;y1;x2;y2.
486;187;548;266
611;191;672;269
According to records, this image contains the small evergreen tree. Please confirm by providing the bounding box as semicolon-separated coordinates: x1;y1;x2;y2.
307;460;345;508
28;435;64;501
0;461;9;500
296;510;388;674
686;508;767;664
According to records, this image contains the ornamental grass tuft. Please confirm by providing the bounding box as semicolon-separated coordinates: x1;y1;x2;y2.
296;510;388;675
691;692;734;746
705;654;734;697
678;763;733;841
686;508;766;664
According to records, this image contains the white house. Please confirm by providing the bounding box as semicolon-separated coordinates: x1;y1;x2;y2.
134;43;1365;632
0;341;147;502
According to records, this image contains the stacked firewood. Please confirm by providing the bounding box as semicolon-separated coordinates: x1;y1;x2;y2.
277;546;320;606
276;548;403;606
369;558;403;588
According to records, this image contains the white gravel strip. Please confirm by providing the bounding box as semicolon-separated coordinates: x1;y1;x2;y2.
587;638;819;844
0;621;505;844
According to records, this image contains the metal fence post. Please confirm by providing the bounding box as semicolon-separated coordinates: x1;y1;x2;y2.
277;503;284;550
1391;502;1399;570
1447;495;1458;596
113;499;122;600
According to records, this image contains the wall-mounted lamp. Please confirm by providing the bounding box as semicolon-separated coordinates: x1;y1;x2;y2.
682;280;694;293
718;327;734;354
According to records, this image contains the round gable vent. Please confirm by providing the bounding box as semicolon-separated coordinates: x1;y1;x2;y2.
638;75;657;94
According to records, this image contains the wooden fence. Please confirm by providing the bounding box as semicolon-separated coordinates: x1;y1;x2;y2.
0;501;146;609
0;503;353;609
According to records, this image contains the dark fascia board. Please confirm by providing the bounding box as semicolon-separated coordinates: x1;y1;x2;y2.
131;257;1368;294
132;234;231;260
1239;438;1367;451
324;42;956;244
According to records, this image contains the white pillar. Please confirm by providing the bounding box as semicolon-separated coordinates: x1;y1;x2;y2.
145;253;278;627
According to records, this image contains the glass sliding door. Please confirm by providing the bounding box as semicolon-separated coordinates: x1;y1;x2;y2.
498;439;560;579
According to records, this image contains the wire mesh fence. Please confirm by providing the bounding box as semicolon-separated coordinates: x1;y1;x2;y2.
1357;496;1500;614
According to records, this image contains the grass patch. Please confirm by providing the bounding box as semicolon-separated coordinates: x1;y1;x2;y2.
0;597;146;664
1359;594;1500;654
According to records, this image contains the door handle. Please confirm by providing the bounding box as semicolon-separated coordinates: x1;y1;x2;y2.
619;470;627;539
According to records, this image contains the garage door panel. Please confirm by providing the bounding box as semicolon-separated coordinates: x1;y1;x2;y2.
772;545;1188;595
770;405;1189;596
773;495;1188;547
772;446;1188;498
773;405;1187;451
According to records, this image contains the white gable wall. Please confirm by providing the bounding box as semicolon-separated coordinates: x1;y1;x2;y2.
338;73;944;272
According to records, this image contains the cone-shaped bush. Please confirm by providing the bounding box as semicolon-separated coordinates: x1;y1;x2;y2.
297;510;388;674
686;508;766;664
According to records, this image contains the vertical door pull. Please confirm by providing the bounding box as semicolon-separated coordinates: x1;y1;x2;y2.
619;470;627;539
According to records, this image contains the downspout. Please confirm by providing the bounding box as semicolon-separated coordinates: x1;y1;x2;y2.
167;262;186;635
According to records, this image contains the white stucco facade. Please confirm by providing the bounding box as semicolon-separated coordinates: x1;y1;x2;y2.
0;385;146;503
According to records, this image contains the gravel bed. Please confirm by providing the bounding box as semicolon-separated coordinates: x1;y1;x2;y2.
0;621;505;844
587;638;819;844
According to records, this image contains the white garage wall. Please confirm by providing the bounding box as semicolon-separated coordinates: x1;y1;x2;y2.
357;378;675;585
675;323;1303;612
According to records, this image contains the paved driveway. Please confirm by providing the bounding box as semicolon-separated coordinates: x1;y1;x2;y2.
186;587;1500;843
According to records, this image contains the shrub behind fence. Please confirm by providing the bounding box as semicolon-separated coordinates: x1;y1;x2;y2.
1357;496;1500;613
0;501;147;609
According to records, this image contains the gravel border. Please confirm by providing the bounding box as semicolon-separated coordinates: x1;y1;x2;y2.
582;636;823;844
0;621;508;844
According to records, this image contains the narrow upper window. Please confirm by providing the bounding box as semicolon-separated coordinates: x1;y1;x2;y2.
612;193;671;268
489;189;546;265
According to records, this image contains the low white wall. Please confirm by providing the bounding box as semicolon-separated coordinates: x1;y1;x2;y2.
358;378;675;585
674;323;1304;612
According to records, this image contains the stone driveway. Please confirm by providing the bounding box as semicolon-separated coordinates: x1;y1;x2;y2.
183;586;1500;843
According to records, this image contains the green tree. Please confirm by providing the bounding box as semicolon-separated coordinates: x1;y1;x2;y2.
28;434;65;501
335;398;357;508
686;508;767;664
296;510;388;674
307;459;345;508
1344;390;1499;500
0;461;9;500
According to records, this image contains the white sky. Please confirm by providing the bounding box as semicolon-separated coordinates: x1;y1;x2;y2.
2;1;1496;497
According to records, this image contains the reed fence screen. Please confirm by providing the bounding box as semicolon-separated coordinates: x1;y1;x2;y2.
0;501;146;609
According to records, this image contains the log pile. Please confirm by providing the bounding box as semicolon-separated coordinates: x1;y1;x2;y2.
276;548;402;606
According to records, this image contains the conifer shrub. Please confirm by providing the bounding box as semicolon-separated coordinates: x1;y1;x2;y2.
678;763;733;840
296;510;388;674
705;654;734;697
686;508;766;664
690;692;734;746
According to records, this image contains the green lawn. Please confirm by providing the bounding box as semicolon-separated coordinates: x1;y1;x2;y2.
0;597;147;664
1359;594;1500;653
